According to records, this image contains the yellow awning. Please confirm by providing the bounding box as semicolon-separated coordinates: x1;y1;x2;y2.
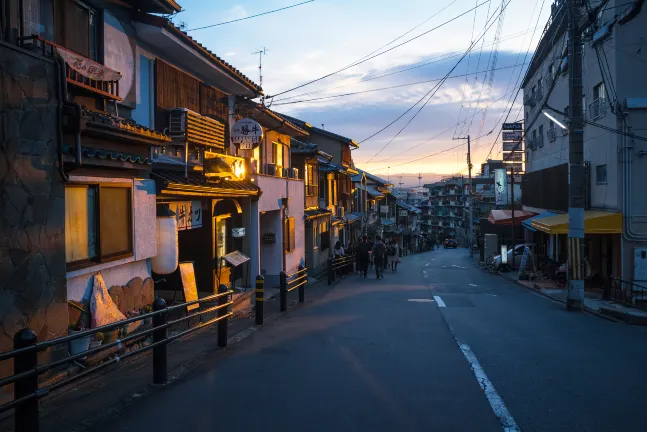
531;210;623;235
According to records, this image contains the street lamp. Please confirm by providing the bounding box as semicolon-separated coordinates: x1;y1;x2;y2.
542;110;568;131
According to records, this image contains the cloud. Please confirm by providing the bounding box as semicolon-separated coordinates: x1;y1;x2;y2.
226;5;248;21
224;51;236;57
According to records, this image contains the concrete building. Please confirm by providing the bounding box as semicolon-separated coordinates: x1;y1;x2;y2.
521;0;647;288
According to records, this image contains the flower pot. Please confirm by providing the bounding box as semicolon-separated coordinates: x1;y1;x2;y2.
69;330;91;355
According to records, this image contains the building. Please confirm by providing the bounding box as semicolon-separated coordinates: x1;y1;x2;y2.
521;0;647;286
351;169;393;240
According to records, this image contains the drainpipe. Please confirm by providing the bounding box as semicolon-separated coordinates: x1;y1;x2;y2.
54;55;69;181
622;113;647;241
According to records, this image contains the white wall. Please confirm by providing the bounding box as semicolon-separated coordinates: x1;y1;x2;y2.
286;178;305;274
66;176;156;301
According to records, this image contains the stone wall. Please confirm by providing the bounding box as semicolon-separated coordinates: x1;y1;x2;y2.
0;42;68;398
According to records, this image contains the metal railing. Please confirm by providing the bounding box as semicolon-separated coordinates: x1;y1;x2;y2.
547;127;557;142
589;98;607;120
327;254;356;285
604;277;647;311
279;265;308;312
0;286;233;431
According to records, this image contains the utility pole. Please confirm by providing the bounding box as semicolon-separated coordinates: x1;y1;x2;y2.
454;135;473;256
567;0;585;311
510;165;515;270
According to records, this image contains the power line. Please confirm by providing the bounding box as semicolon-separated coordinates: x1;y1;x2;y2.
268;0;491;98
185;1;315;31
360;0;513;162
272;63;527;106
272;26;540;103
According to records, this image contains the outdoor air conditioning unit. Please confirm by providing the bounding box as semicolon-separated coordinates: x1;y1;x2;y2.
282;168;289;178
265;163;277;176
169;108;225;148
337;207;345;218
289;167;299;179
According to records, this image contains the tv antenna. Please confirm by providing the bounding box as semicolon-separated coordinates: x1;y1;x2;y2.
252;47;268;89
418;172;422;187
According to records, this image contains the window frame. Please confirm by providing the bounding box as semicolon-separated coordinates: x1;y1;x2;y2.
284;216;296;253
65;182;134;271
305;163;318;196
596;164;608;185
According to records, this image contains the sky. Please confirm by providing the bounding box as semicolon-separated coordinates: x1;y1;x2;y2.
175;0;551;183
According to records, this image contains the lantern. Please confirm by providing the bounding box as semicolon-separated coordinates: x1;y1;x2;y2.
151;205;178;275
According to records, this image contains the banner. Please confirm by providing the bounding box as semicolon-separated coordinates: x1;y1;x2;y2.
494;169;508;205
56;46;122;81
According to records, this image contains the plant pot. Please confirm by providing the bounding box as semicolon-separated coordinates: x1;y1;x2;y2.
69;330;91;355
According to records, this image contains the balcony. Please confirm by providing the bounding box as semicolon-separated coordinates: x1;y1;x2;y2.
589;98;607;120
547;127;557;142
524;92;536;107
261;163;299;179
18;36;122;101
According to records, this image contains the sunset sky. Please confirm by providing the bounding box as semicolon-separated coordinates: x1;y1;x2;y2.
177;0;550;182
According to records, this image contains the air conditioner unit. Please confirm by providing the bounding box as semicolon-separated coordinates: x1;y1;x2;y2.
281;168;289;178
290;167;299;179
265;163;277;176
169;108;226;148
337;207;345;218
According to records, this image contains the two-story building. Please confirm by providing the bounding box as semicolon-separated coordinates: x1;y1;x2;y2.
521;0;646;286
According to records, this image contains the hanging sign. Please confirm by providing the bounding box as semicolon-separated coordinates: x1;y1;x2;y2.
231;118;263;150
170;201;202;230
502;123;523;131
232;227;246;237
56;46;122;81
399;210;408;217
504;152;523;162
494;169;508;205
505;163;523;172
502;131;523;141
503;141;523;151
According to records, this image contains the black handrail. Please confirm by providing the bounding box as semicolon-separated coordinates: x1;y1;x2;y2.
604;276;647;311
280;265;308;311
327;254;356;285
0;285;234;431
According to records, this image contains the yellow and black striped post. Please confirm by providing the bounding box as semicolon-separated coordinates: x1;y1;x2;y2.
255;275;264;325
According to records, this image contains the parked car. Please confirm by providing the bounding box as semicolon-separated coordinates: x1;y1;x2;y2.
490;244;536;270
444;239;458;249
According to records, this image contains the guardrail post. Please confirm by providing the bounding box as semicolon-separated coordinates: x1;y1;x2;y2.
280;271;288;312
218;284;229;348
298;265;306;303
255;275;264;325
14;328;38;432
327;257;333;286
152;298;168;385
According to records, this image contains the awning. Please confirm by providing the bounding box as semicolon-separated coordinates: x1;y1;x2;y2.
380;218;395;226
344;213;360;224
531;210;623;235
153;170;259;197
488;210;536;225
522;212;559;232
304;208;332;220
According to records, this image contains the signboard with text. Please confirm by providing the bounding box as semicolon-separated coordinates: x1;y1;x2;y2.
502;123;523;131
170;201;202;230
503;141;523;151
505;163;524;172
231;118;263;150
502;131;522;141
494;169;508;205
504;152;523;162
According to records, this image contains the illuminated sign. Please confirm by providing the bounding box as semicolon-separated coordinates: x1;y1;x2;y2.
232;118;263;150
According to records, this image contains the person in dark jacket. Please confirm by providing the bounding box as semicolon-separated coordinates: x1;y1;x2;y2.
355;235;371;277
371;236;387;279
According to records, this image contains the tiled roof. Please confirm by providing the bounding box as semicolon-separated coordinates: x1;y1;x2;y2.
153;170;259;194
304;208;332;220
239;101;307;136
354;169;393;187
81;107;171;143
63;144;153;165
138;14;262;94
277;113;359;148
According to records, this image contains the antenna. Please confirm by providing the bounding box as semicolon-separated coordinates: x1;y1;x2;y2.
252;47;268;88
398;176;404;188
418;172;422;187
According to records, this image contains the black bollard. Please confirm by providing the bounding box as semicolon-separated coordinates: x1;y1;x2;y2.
217;284;229;348
327;257;333;286
280;271;287;312
298;265;306;303
152;298;168;385
255;275;264;325
14;328;38;432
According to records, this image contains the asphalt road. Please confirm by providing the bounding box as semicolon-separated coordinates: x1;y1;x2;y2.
98;249;647;432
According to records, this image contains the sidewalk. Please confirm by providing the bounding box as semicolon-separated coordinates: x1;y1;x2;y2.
0;276;339;432
497;272;647;325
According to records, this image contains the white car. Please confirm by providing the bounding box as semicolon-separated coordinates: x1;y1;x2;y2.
490;244;536;270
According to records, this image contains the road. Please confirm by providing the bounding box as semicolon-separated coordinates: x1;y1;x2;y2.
99;249;647;432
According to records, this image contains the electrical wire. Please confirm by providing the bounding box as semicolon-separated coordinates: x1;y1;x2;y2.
185;1;315;31
268;0;491;98
272;63;527;106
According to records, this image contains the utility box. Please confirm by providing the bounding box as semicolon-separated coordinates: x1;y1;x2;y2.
634;247;647;282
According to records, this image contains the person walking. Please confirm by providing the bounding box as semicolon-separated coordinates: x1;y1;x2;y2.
388;240;400;272
367;236;375;270
355;235;371;277
372;236;387;279
333;240;344;276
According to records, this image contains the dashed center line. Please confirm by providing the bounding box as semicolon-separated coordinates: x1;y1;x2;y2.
425;262;430;267
422;270;428;278
433;295;446;307
469;283;478;287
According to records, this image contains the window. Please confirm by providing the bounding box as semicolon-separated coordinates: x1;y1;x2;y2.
273;142;284;168
21;0;54;40
284;217;295;253
596;164;607;184
305;164;317;196
538;125;544;147
319;178;326;199
593;82;605;101
54;0;99;60
65;184;133;268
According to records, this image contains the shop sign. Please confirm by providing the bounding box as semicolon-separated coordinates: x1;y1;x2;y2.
504;152;523;162
505;163;523;172
232;118;263;150
232;227;246;237
380;205;389;214
263;233;276;244
503;141;523;151
170;201;202;230
502;131;522;141
494;169;508;206
502;122;522;131
55;46;122;81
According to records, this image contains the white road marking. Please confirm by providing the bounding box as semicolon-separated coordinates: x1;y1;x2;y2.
442;265;448;268
458;343;520;432
469;283;478;287
425;262;430;267
423;270;428;278
433;295;446;307
408;299;434;303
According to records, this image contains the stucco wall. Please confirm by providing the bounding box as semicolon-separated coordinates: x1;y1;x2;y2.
286;178;305;275
0;43;67;399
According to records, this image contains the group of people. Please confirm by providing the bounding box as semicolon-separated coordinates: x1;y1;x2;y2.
354;235;400;279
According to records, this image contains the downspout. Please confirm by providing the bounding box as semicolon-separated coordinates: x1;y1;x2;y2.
622;113;647;241
54;55;69;181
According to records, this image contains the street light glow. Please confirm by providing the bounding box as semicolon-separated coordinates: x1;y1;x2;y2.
542;110;568;131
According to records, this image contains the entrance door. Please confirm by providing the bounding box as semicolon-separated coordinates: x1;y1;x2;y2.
214;215;231;290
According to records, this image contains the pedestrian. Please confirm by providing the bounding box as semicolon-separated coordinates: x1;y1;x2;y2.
333;240;344;276
355;235;371;277
388;240;400;272
367;236;375;269
346;240;355;273
372;235;386;279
